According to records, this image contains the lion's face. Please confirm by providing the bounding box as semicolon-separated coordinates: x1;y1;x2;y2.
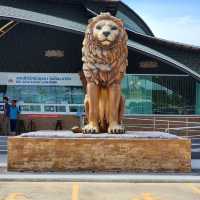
93;19;120;47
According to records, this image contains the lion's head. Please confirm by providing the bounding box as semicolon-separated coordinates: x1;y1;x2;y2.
82;13;128;86
92;17;121;47
84;12;127;48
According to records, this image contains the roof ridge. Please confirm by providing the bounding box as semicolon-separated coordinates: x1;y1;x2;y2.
150;35;200;50
127;28;200;51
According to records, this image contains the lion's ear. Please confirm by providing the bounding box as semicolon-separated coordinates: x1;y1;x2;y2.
88;17;95;24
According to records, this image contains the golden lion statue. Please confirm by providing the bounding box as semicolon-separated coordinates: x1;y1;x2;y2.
82;12;128;133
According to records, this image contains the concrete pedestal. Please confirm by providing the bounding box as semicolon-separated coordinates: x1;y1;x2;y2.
8;131;191;172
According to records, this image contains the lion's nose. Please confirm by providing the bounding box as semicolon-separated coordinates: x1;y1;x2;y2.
103;31;111;37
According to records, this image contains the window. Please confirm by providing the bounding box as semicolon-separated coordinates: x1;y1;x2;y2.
6;85;84;105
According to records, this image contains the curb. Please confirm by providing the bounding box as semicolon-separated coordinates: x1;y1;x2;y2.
1;174;200;183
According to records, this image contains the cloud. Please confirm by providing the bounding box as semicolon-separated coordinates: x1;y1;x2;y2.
141;14;200;46
123;0;200;46
176;15;200;25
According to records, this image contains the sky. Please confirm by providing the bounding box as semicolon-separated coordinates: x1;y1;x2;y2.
123;0;200;46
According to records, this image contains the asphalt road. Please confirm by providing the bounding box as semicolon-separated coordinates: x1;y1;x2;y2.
0;182;200;200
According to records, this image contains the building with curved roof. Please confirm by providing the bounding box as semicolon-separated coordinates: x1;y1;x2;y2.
0;0;200;132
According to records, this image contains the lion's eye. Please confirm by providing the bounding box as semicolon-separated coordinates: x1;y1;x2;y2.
96;25;102;30
111;26;118;30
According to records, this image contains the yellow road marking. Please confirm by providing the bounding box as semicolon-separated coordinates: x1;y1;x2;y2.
143;193;159;200
186;183;200;194
4;193;30;200
72;183;79;200
132;193;159;200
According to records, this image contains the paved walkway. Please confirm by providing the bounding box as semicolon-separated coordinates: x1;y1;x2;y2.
1;182;200;200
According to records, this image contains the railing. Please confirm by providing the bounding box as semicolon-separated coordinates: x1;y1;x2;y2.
166;126;200;138
123;116;200;137
79;115;200;137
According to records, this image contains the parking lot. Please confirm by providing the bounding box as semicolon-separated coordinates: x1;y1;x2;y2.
1;182;200;200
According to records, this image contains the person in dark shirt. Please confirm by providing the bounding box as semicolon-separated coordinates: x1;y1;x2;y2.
9;99;21;136
2;96;10;135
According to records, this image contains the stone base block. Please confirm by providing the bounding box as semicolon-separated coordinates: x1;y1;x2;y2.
8;131;191;172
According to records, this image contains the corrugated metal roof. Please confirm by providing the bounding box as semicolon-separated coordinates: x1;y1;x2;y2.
0;5;86;33
128;40;200;81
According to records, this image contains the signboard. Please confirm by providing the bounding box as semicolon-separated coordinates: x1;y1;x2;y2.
1;73;82;86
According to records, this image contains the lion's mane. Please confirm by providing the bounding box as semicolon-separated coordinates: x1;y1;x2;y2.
82;13;128;87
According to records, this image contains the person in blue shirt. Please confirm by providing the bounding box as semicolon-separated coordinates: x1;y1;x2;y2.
9;99;21;135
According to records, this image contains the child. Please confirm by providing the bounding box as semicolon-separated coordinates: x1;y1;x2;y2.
9;99;21;135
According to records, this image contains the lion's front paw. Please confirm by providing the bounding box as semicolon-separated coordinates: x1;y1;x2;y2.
83;124;99;134
108;124;125;134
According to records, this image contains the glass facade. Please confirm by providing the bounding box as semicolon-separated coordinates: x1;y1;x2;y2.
6;85;84;105
122;75;152;114
121;74;197;115
0;74;198;115
5;85;85;113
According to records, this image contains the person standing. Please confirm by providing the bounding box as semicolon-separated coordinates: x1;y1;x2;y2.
2;96;10;136
9;99;21;136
